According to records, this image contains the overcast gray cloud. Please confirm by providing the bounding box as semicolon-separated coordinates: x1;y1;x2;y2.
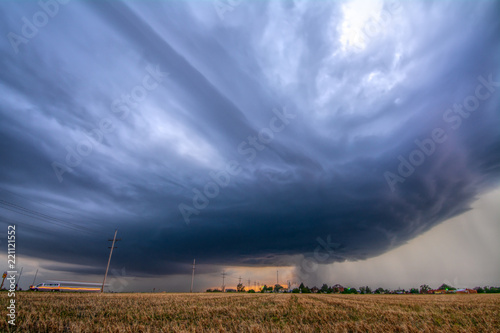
0;0;499;286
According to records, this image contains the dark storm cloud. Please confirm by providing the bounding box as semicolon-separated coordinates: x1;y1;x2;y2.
0;0;499;277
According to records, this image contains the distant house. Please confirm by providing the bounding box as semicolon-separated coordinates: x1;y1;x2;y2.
332;284;344;293
456;289;477;294
427;289;476;294
428;289;447;294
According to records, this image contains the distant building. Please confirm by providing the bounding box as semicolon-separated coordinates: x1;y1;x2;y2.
428;289;447;294
456;289;477;294
427;289;477;294
332;284;344;293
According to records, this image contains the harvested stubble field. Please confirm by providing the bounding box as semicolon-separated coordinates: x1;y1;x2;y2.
1;293;499;332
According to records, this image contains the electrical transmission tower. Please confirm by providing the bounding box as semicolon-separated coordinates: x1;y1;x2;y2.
221;271;227;292
101;229;121;293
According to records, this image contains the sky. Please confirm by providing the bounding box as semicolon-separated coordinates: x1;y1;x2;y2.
0;0;499;292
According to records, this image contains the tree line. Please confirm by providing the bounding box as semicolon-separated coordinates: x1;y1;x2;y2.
206;283;500;294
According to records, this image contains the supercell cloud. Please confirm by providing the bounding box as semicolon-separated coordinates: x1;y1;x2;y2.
0;0;499;277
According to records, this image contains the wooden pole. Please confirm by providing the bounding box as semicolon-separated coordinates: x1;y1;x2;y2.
32;268;39;286
1;271;7;289
101;229;118;293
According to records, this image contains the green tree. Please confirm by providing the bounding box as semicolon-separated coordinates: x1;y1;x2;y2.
299;283;311;293
375;287;385;294
484;287;500;293
320;284;329;293
274;284;283;293
419;284;430;294
260;285;273;292
237;283;245;292
342;287;357;294
365;286;372;294
292;288;300;293
438;283;455;291
410;288;419;294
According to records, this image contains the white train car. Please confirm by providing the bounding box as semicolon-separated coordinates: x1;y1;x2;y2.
29;282;100;292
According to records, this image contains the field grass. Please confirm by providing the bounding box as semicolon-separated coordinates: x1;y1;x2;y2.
1;292;499;332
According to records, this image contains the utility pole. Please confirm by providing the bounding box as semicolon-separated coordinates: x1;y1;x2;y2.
238;276;242;285
221;271;226;292
1;272;6;289
276;270;279;285
32;268;39;286
190;259;196;293
101;229;121;293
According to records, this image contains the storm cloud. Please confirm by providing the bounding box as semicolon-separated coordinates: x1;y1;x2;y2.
0;0;499;280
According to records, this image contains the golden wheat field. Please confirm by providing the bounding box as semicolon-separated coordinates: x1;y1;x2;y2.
1;292;499;332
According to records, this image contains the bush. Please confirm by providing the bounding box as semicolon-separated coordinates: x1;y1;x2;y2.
342;288;358;294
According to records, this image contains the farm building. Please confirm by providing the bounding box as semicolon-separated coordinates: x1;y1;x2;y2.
332;284;345;293
428;289;477;294
428;289;448;294
456;289;477;294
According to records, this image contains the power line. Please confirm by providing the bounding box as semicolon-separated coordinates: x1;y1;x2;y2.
0;187;102;223
0;216;52;234
0;205;81;231
0;199;76;224
0;199;91;232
